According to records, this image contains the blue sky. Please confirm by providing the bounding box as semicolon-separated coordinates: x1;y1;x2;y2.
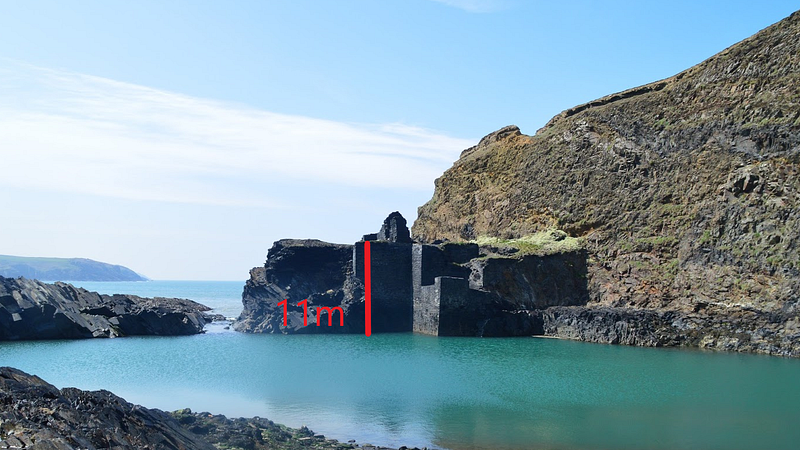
1;1;797;280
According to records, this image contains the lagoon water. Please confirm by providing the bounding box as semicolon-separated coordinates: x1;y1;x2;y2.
2;281;799;449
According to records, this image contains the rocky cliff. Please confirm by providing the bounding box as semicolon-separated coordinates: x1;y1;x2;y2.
412;11;800;355
0;276;213;340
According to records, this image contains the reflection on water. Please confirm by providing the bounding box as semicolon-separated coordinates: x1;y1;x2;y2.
1;282;799;450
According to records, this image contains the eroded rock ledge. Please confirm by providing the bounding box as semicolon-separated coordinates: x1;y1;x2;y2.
0;276;214;340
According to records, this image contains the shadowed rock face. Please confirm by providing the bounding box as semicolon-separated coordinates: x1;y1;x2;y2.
411;11;800;355
0;368;398;450
0;276;212;340
235;239;364;334
0;367;217;450
538;306;800;356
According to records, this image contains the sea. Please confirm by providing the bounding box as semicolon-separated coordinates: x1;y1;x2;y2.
1;280;799;450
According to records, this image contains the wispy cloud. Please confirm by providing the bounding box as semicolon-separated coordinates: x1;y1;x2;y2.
429;0;513;13
0;60;474;208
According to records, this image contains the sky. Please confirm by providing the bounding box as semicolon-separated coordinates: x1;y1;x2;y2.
1;1;797;280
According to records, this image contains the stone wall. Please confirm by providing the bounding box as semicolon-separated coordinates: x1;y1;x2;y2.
413;281;440;335
355;241;413;332
468;251;589;309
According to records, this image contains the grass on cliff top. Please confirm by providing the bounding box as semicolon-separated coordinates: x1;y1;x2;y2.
473;229;584;256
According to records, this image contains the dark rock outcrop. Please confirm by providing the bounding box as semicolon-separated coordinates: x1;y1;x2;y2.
0;276;212;340
0;367;407;450
169;409;407;450
377;211;412;243
411;242;587;336
411;11;800;355
235;239;363;334
540;305;800;357
0;366;216;450
468;250;589;310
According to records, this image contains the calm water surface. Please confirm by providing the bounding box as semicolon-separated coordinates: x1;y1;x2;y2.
1;281;798;450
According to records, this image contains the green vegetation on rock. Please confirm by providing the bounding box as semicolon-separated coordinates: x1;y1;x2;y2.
411;10;800;355
474;229;583;256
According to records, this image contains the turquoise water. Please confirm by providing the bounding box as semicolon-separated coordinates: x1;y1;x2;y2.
2;281;799;450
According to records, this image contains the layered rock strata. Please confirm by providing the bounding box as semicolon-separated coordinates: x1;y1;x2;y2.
0;276;213;340
409;11;800;355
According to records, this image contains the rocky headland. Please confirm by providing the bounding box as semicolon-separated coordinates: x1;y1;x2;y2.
0;255;147;281
409;11;800;356
236;11;800;357
0;367;404;450
0;276;216;340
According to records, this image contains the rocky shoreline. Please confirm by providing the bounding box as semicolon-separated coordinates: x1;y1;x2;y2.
0;367;416;450
0;276;218;340
539;305;800;357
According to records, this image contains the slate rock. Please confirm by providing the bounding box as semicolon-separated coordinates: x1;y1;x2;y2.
0;276;212;340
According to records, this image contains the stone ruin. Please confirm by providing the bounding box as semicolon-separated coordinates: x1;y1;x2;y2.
235;212;589;336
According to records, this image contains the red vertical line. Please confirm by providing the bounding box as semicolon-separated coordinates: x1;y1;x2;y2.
364;240;372;337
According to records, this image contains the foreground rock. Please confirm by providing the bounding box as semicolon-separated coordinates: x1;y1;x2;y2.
0;367;409;450
171;409;407;450
0;367;215;450
0;276;214;340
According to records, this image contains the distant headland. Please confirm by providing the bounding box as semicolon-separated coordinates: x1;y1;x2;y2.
0;255;147;282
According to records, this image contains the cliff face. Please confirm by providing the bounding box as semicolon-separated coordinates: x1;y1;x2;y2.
413;12;800;355
235;239;362;334
0;276;213;340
